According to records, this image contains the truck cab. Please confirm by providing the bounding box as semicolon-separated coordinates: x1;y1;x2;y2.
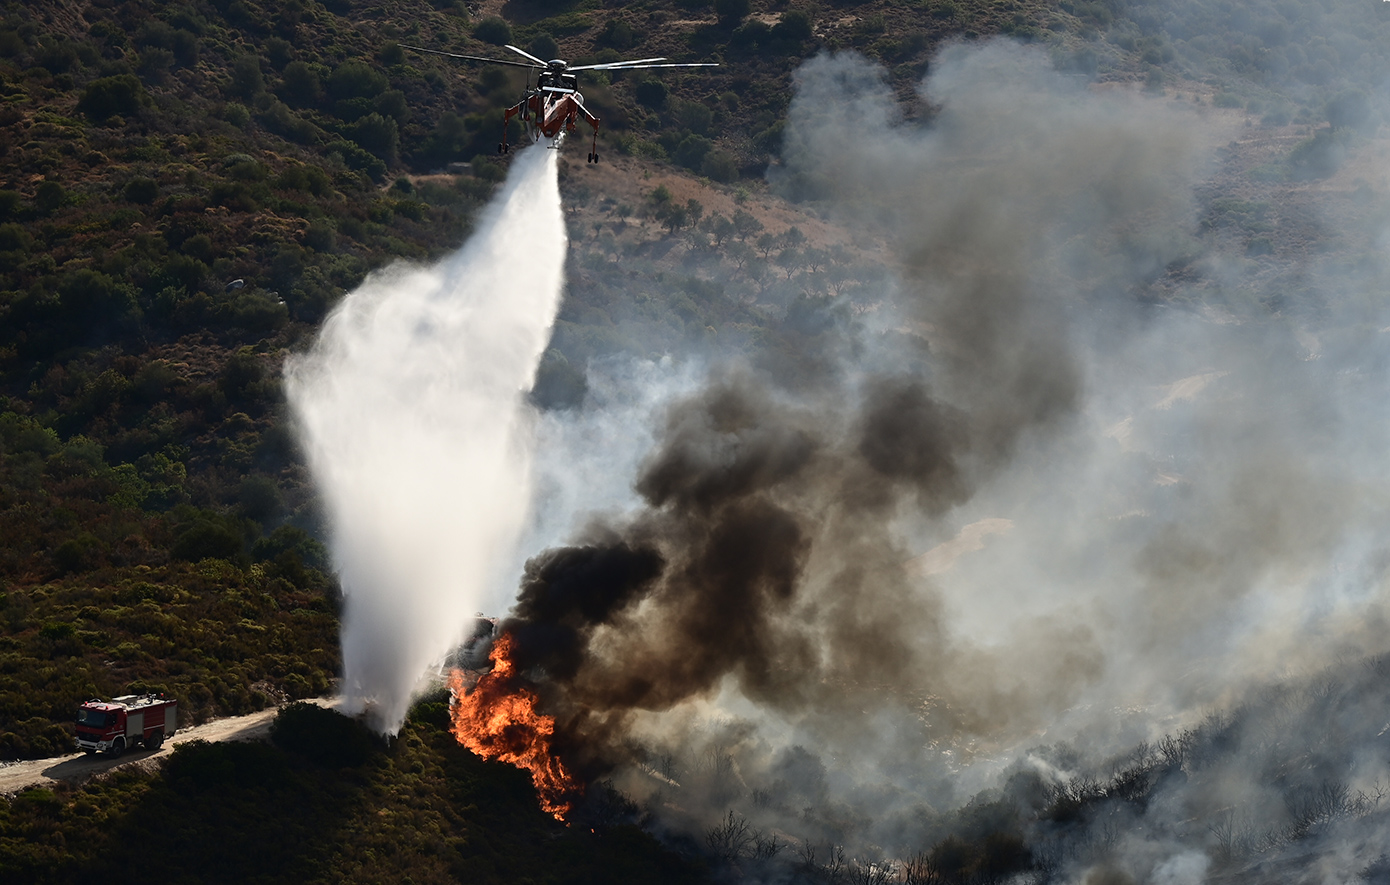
75;694;178;757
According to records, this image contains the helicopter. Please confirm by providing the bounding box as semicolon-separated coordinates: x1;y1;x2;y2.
403;43;717;163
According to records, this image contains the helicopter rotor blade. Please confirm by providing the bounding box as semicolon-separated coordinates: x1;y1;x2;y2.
571;62;721;71
401;44;542;69
504;44;548;65
567;57;669;70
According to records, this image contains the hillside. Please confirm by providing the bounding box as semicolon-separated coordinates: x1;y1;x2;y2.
3;0;1390;881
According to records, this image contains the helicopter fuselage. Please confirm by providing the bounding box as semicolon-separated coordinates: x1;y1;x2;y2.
504;64;599;155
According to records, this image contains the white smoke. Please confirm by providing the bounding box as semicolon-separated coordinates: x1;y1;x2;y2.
284;145;566;732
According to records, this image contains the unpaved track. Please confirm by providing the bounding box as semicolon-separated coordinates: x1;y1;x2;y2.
0;697;336;795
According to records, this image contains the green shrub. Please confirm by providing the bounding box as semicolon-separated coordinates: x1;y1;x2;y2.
634;79;668;109
0;222;32;252
598;19;635;49
701;150;738;183
673;134;712;170
327;60;387;101
773;9;813;43
170;517;245;563
34;180;67;214
472;16;512;46
227;54;264;100
270;702;383;767
348;113;399;164
123;177;159;204
530;34;559;61
278;60;323;107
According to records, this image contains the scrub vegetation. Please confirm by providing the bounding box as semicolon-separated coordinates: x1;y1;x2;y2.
1;0;1389;880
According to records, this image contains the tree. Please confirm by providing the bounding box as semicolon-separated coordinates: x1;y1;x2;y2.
227;54;263;100
657;202;690;233
473;16;512;46
1326;89;1370;131
530;34;559;60
774;9;814;44
350;113;399;164
727;241;755;270
635;78;668;109
777;247;803;279
279;61;323;107
715;0;751;27
327;60;387;101
77;74;147;120
673;134;713;170
733;209;764;241
599;19;635;49
756;231;777;258
702;150;738;183
123;178;160;205
34;181;67;215
703;213;736;246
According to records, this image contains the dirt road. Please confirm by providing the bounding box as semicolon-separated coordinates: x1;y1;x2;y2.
0;697;337;795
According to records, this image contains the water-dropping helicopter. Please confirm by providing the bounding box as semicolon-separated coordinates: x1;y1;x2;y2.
404;43;717;163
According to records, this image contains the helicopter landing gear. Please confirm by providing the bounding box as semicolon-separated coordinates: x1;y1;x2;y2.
587;152;599;164
498;142;510;155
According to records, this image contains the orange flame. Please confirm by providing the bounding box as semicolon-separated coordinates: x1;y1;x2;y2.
448;632;580;820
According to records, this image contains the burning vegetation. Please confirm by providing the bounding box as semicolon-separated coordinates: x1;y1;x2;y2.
447;632;581;821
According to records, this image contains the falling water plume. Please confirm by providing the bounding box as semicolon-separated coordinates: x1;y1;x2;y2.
285;145;565;732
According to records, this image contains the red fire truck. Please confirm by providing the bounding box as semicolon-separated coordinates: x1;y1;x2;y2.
75;694;178;757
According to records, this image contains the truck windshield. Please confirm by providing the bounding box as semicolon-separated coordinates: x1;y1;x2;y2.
76;709;115;729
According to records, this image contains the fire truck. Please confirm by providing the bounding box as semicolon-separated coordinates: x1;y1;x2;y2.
75;694;178;757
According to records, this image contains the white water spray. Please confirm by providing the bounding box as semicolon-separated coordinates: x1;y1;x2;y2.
284;146;565;731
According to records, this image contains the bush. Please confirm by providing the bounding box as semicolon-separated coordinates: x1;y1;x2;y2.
1288;128;1351;179
634;79;668;109
1326;89;1370;131
348;112;399;164
530;34;559;61
34;180;67;214
773;9;813;43
673;134;712;170
715;0;751;24
166;739;290;791
270;702;383;767
278;60;323;107
701;150;738;183
170;514;246;563
227;55;263;100
123;177;159;204
327;60;387;101
77;74;146;120
598;19;635;49
473;16;512;46
0;221;33;252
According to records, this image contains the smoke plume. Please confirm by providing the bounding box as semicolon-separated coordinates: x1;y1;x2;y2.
285;145;565;731
500;39;1390;872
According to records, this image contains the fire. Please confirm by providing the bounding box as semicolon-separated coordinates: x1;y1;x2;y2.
448;632;580;820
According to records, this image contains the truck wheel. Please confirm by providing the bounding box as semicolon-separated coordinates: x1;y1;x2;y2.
146;731;163;751
109;737;125;759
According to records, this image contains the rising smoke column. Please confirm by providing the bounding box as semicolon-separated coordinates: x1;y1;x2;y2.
490;42;1390;868
285;146;565;732
497;43;1216;761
